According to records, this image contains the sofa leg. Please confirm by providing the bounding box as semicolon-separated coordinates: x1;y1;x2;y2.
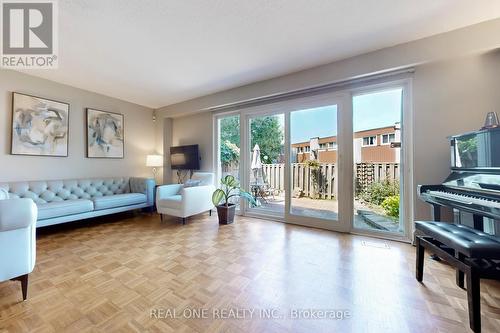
160;214;164;222
209;209;212;217
20;274;28;300
11;274;28;301
182;218;186;225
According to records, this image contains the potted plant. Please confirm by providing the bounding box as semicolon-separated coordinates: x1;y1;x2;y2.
212;175;256;224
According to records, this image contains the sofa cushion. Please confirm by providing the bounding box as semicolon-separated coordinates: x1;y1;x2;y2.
37;199;94;220
93;193;147;211
0;178;131;204
157;195;183;210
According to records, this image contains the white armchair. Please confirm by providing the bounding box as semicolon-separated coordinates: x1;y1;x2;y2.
0;188;37;300
156;172;215;224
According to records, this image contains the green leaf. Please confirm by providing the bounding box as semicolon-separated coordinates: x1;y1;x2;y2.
238;190;257;207
221;175;232;185
222;175;239;188
212;189;225;206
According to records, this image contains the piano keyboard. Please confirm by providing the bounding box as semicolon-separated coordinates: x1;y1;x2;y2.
428;190;500;208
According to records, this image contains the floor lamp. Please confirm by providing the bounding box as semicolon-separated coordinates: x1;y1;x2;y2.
146;155;163;184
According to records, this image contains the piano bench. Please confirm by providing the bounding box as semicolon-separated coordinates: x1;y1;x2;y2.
414;221;500;333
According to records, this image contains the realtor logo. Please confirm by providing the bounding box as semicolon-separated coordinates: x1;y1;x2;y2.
1;0;58;68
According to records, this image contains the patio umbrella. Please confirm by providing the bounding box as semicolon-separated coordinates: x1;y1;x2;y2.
251;144;263;183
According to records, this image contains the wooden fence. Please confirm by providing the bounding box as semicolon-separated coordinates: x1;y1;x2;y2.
355;162;400;193
262;162;399;199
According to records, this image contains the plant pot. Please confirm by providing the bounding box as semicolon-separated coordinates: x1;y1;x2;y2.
216;204;236;225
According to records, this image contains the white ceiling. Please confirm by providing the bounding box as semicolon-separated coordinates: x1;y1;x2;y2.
22;0;500;108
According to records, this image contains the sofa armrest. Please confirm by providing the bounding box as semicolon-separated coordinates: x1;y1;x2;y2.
156;184;183;199
0;188;8;200
130;177;156;206
0;199;37;232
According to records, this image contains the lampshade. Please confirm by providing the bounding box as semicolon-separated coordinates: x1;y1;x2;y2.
146;155;163;167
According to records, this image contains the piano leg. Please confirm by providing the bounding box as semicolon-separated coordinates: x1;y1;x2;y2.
473;214;484;232
415;237;425;282
432;204;441;221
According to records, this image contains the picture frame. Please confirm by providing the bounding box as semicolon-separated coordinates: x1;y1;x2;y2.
11;92;70;157
86;108;124;159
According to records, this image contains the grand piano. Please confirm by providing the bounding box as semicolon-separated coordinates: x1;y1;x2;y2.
417;127;500;332
419;127;500;232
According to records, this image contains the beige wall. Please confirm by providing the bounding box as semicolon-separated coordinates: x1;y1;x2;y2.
156;19;500;221
412;50;500;220
1;70;156;182
169;112;213;182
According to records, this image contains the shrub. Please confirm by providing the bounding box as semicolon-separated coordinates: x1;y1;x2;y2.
359;179;399;205
381;195;400;218
305;160;324;199
220;140;240;166
305;159;321;170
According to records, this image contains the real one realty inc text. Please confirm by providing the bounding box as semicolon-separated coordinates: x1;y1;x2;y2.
150;308;351;320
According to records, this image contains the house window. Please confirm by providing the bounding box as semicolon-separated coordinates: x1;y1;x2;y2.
362;136;377;146
328;142;337;150
381;133;396;145
319;143;327;150
305;146;310;152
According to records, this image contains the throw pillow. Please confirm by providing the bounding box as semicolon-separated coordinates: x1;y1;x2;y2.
184;179;201;188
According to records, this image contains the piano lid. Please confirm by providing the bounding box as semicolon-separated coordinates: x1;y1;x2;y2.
443;171;500;196
450;127;500;170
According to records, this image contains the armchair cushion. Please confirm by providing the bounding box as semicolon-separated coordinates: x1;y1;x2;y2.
157;195;182;210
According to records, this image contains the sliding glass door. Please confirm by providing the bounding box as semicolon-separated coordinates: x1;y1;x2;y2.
289;105;339;222
214;77;412;240
239;94;349;231
246;112;285;217
352;88;404;235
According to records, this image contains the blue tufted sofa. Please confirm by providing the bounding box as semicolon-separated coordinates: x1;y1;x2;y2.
0;177;155;227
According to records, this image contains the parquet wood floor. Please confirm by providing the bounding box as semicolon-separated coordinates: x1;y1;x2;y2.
0;213;499;332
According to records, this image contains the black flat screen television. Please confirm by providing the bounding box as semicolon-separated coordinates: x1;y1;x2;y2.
170;145;200;170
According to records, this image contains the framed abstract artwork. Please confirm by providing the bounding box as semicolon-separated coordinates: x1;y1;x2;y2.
11;92;70;157
86;108;124;158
